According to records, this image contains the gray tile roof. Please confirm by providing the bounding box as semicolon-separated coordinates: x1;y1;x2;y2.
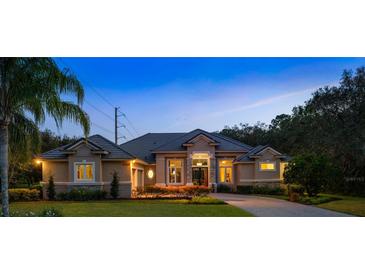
152;129;253;152
120;129;253;164
235;145;290;162
119;133;185;163
40;134;135;160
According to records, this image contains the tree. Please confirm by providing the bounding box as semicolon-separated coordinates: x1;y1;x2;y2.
110;171;119;199
0;58;90;216
284;153;337;197
47;176;56;200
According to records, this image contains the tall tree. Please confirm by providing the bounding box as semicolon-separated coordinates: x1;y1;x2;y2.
0;58;90;216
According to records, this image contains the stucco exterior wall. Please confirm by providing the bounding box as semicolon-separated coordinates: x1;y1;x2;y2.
236;163;255;185
155;153;186;185
144;165;156;186
42;161;69;182
254;150;281;181
68;144;102;182
102;161;131;182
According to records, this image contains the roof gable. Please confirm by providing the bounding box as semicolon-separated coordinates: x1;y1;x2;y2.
39;134;134;160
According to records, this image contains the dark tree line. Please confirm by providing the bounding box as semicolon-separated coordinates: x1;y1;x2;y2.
220;67;365;194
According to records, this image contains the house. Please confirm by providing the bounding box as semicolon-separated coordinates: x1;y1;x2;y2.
38;129;289;198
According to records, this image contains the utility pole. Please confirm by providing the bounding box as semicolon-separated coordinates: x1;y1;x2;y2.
115;107;119;144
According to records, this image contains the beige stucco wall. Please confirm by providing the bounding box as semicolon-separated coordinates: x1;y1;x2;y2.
102;161;131;182
235;149;285;187
68;144;102;182
155;153;187;185
42;161;69;182
144;165;156;186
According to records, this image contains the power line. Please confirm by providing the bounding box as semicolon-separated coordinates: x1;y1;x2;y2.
91;122;114;135
119;111;140;136
84;99;114;121
58;58;116;108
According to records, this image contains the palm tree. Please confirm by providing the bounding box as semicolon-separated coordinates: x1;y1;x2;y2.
0;58;90;216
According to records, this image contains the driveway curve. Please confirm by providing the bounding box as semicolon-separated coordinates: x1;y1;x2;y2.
210;193;352;217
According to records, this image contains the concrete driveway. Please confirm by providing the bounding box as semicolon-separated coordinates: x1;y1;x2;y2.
210;193;352;217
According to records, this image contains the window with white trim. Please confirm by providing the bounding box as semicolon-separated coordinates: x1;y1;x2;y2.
75;162;95;181
259;161;276;171
219;160;233;183
168;159;182;184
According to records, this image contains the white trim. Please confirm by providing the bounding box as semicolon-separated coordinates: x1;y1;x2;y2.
73;161;96;183
167;159;184;185
259;161;277;172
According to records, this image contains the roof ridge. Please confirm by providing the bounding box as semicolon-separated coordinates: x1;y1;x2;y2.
90;135;136;158
151;129;203;151
119;133;151;146
211;132;253;150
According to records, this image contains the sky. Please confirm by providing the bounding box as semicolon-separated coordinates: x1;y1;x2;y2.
44;57;365;143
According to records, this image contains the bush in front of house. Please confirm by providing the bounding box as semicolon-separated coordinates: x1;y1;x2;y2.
284;153;337;197
47;176;56;200
141;185;210;198
110;171;119;199
217;184;232;193
236;185;285;195
57;188;107;201
3;188;41;202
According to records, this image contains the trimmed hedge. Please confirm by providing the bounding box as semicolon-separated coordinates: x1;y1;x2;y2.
1;189;41;202
143;185;210;197
57;188;107;201
236;185;285;195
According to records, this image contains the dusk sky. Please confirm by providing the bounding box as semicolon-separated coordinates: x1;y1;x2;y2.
46;57;365;142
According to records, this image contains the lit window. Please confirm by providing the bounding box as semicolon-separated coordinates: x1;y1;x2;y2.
192;159;208;167
168;160;182;184
75;163;94;181
259;162;276;171
219;160;233;183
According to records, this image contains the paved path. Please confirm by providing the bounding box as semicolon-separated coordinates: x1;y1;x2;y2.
210;193;352;217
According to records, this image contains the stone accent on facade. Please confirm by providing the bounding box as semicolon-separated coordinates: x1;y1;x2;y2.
209;157;216;185
186;155;193;185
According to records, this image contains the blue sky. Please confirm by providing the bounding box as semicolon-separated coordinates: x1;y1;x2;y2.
45;57;365;142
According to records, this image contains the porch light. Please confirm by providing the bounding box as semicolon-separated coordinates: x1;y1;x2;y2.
147;169;154;179
35;159;42;165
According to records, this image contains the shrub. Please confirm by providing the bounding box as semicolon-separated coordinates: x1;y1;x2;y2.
189;196;225;204
288;184;305;196
47;176;56;200
298;195;341;205
141;185;210;197
236;185;285;195
3;189;41;202
57;188;107;201
110;171;119;199
284;153;338;197
217;184;232;193
39;208;63;217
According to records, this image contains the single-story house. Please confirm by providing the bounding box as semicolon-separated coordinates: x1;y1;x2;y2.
38;128;289;198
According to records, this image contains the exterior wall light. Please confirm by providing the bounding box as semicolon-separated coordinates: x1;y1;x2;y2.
147;169;154;179
35;159;42;165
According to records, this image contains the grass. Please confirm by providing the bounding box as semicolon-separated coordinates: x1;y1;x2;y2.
7;199;253;217
317;194;365;217
254;193;365;216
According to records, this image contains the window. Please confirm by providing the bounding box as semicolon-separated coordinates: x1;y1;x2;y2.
259;162;276;171
75;162;95;181
168;159;182;184
192;158;208;167
219;160;233;183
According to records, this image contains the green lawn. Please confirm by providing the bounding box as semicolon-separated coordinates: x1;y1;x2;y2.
256;193;365;217
317;195;365;217
8;199;253;217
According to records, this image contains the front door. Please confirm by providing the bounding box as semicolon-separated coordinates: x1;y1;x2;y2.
192;167;208;185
